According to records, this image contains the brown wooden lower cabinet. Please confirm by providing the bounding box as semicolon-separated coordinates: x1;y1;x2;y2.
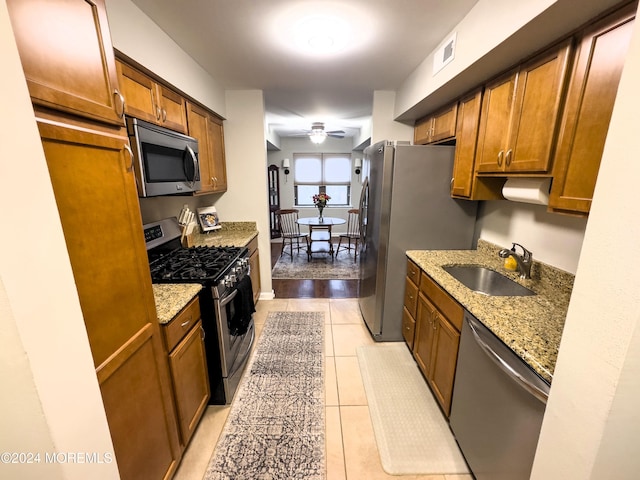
161;297;210;448
403;259;463;417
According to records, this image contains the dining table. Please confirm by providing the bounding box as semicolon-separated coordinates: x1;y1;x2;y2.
297;216;346;260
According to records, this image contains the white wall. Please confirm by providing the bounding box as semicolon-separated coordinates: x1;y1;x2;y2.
532;9;640;476
105;0;226;116
371;91;413;144
267;136;364;236
475;201;587;274
214;90;274;299
0;2;118;478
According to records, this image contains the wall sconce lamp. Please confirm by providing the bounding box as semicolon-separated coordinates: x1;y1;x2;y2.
282;158;290;182
354;158;362;175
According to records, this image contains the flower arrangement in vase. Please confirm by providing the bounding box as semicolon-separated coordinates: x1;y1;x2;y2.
312;193;331;222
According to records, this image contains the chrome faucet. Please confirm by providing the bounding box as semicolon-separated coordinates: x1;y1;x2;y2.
498;243;533;279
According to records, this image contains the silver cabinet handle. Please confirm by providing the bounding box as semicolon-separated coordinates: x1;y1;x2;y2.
162;108;167;122
181;320;191;328
113;89;125;119
505;149;513;166
200;325;205;340
497;150;504;166
155;105;161;121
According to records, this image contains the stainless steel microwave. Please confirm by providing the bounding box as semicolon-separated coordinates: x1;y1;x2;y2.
125;117;201;197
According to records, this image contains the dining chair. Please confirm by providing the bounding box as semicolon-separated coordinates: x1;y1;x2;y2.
336;209;360;261
276;209;308;258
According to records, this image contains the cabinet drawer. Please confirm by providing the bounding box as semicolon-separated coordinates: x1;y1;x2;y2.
406;259;421;286
404;277;419;317
402;307;416;349
419;274;463;331
162;297;201;352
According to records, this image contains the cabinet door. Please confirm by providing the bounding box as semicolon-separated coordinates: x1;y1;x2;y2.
169;320;210;445
187;102;228;194
157;84;188;134
116;60;158;124
475;70;517;173
451;89;483;198
549;6;635;215
429;313;460;417
38;120;180;479
507;40;571;172
208;117;228;192
7;0;124;126
186;102;215;191
414;116;433;144
431;103;458;143
413;294;437;378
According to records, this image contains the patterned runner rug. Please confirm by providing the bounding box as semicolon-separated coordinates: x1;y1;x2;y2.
205;311;326;480
357;343;469;475
271;246;360;279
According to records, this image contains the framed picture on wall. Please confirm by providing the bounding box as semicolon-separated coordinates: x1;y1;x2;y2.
197;206;222;232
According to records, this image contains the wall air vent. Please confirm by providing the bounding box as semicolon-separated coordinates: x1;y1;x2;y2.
433;32;457;75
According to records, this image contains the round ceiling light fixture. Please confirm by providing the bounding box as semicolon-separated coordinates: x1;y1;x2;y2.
270;3;374;59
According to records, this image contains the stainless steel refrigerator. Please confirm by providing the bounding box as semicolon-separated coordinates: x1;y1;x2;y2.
358;140;478;341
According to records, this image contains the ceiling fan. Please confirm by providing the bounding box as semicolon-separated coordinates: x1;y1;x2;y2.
294;122;345;144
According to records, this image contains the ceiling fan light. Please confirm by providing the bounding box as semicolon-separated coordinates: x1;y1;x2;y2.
310;131;327;144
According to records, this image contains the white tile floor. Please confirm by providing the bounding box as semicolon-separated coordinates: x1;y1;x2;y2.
173;298;473;480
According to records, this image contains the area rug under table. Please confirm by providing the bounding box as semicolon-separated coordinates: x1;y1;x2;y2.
271;248;359;280
205;311;326;480
357;342;469;475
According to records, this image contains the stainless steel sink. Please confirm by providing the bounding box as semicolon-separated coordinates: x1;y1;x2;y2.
442;265;535;296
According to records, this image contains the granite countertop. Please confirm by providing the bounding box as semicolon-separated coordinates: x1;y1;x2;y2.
407;239;575;384
151;222;259;324
152;284;202;324
190;221;258;248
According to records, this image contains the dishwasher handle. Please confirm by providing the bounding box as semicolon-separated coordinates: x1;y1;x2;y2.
466;316;549;404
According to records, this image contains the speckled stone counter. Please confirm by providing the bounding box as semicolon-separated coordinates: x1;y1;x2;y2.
190;221;258;248
407;240;574;384
152;284;202;324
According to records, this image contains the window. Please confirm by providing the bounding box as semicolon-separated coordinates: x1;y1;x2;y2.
294;153;352;206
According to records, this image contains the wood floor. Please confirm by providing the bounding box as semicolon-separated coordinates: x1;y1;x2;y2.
270;241;360;299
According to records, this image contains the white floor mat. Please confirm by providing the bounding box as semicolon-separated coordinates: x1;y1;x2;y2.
357;342;469;475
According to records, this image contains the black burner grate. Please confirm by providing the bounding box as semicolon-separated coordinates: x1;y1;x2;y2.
149;245;244;283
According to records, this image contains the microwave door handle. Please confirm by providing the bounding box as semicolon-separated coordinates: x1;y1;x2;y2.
185;144;197;187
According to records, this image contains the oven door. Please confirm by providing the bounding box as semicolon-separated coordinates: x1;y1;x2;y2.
215;287;255;379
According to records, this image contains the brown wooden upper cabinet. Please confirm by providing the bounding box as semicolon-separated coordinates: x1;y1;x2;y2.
475;40;572;175
414;102;458;144
549;4;636;215
7;0;125;127
186;102;228;194
116;59;189;134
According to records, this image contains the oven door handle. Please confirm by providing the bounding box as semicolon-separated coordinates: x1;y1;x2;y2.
219;288;238;307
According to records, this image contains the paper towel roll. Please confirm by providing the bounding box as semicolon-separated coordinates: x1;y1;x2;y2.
502;177;552;205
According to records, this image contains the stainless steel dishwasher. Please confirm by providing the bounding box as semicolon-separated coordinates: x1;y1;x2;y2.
449;312;550;480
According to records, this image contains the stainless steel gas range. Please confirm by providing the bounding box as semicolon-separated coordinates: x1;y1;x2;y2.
143;217;255;405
